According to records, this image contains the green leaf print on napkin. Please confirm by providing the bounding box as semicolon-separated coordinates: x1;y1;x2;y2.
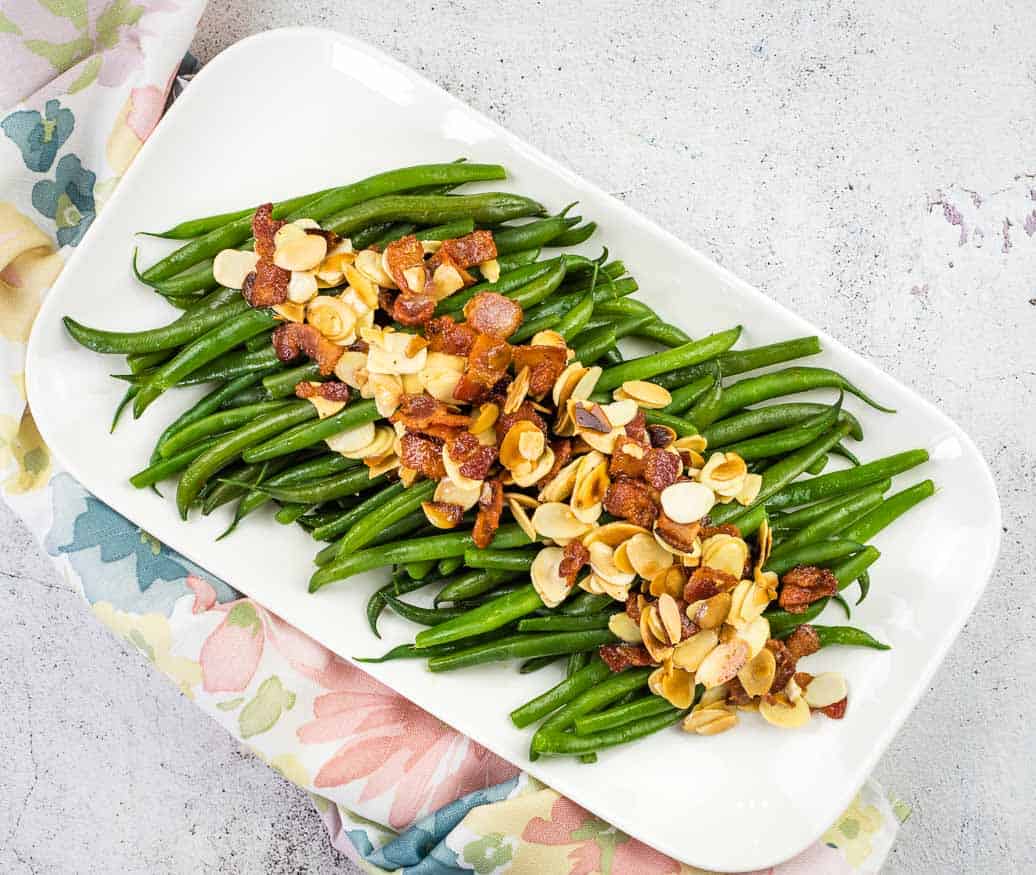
239;677;295;739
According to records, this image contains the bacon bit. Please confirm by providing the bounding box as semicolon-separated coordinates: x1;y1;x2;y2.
384;235;426;294
726;677;754;707
252;203;283;260
305;227;341;248
647;424;675;448
766;638;797;694
455;335;514;403
785;624;822;661
399;432;446;480
677;600;700;640
574;402;611;433
819;697;848;719
794;671;815;689
243;204;290;307
625;592;643;624
464;292;524;338
654;511;701;553
473;479;504;548
512;345;567;399
599;643;655;672
271;323;343;375
294;381;350;402
496;400;547;439
392;291;437;326
349;339;370;353
431;230;497;270
778;566;838;614
559;540;590;585
390;394;471;432
603;477;659;529
643;448;681;490
424;500;465;528
700;522;742;540
425;316;477;356
683;566;739;603
537;437;572;489
624;409;648;444
608;436;648;479
446;431;499;481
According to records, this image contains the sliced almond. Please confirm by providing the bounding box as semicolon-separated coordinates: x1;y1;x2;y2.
570;366;602;402
694;639;750;689
442;444;483;491
531;546;573;608
552;362;588;408
343;262;380;308
212;249;259;289
272;301;305;323
504;366;531;415
657;593;683;645
649;662;697;709
687;591;732;630
435;477;483;511
518;428;546;462
625;532;674;579
672;628;719;672
333;350;369;389
737;647;776;697
422;501;463;529
431;263;465;301
608;612;643;644
660;481;716;524
699;451;748;498
402;265;427;295
307;295;357;343
803;672;848;709
701;534;749;579
583;520;648;548
287;270;319;303
366;331;428;376
325;421;377;455
648;565;687;599
511;447;555;488
500;420;542;470
274;231;327;272
479;258;500;283
366;372;403;418
571;458;609;522
756;517;773;570
532;330;567;351
538;454;582;503
616;380;672;409
469;402;499;435
736;472;763;506
683;700;738;736
588;541;636;587
759;694;811;729
600;398;639;428
507;495;539;542
354;248;394;288
640;605;673;663
346;424;394;460
303;388;347;419
532;502;593;543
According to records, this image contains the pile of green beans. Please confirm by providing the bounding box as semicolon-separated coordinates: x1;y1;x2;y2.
64;159;938;764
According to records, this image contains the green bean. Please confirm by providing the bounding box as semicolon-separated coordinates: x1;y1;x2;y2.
549;222;597;247
275;502;313;524
176;401;317;517
414;584;545;649
813;624;890;650
642;409;700;437
463;547;538;571
567;651;591;678
558;591;614;615
805;454;829;476
517;615;613;633
512;282;618;343
437;556;463;576
493;211;578;254
242;400;380;462
350;221;397;249
728;503;768;538
765;599;827;638
831;441;861;466
495;248;541;272
702;402;864;446
595;328;742;392
310;481;408;541
183;285;244;314
569;326;616;365
573;694;675;735
769;481;891;533
126;350;172;373
654;337;824;390
243;466;387;504
140;164;507;282
203;457;283;515
532;708;685;756
555;292;594;340
855;570;871;605
510;659;612;728
383;594;466;626
659;375;714;416
310;524;533;591
436;258;564;315
764;539;866;575
244;331;274;352
521;655;565;674
356;629;514;663
839;480;936;543
263;363;322;398
599;348;624;367
157;401;290;458
559;273;635;301
632;320;693;347
709;421;855;524
712;397;846;461
435;569;520;605
333;479;437;555
506;259;567;309
129;436;221;488
769;487;885;560
365;571;442;636
537;668;653;734
110;385;138;433
405;559;437;580
131;308;278;416
764;450;929;511
178;346;281;385
365;509;430;548
428;629;616;672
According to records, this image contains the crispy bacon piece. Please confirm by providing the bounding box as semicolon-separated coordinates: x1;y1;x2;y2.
603;477;659;529
271;323;343;375
473;479;504;548
647;424;675;448
384;235;426;294
624;409;648;444
455;335;513;403
425;316;477;356
625;592;643;624
785;624;821;661
399;433;446;480
537;438;572;489
559;541;590;585
677;599;700;640
683;566;739;603
819;697;848;719
766;638;797;694
252;202;282;260
390;394;471;432
608;436;647;479
726;677;754;707
599;644;655;672
294;380;350;402
243;204;290;307
446;431;498;481
654;511;701;553
430;230;497;270
643;448;681;490
392;292;437;326
778;566;838;614
512;344;567;399
496;400;547;438
463;292;523;338
700;522;742;540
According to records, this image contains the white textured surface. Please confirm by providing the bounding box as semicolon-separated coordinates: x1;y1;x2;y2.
3;2;1034;872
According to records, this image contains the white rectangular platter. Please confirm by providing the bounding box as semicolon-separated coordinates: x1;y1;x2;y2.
26;27;1001;871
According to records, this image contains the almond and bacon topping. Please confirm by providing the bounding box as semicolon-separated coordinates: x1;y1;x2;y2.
463;292;523;338
778;565;839;614
511;344;567;398
446;431;498;482
271;323;343;375
472;478;504;548
294;380;351;402
390;393;470;434
429;229;497;271
425;315;477;356
454;334;513;403
399;432;447;480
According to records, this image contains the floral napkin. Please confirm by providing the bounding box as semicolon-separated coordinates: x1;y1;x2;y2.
0;4;908;872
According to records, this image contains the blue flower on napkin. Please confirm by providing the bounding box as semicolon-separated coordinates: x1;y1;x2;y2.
1;99;75;172
31;153;95;246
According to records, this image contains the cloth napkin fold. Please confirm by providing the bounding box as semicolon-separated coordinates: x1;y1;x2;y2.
0;5;907;872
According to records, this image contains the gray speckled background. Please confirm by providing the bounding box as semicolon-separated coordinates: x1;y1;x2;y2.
3;2;1035;872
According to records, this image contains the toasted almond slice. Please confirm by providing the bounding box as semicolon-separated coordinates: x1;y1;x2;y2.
657;593;683;645
531;546;572;608
402;265;426;295
617;380;672;409
655;663;697;709
538;454;582;502
608;612;643;644
512;447;555;488
683;702;738;736
570;366;603;402
273;223;307;248
687;591;732;630
325;421;377;455
274;231;327;272
584;521;649;548
342;262;380;308
366;331;428;376
355;248;394;288
600;398;639;427
442;445;483;491
572;458;609;518
504;366;531;415
701;534;750;579
366;372;403;418
648;565;687;599
640;605;674;663
613;540;634;574
479;258;500;283
759;694;811;728
366;453;400;478
588;541;636;587
436;477;483;511
756;517;774;570
672;628;718;672
532;501;593;543
347;424;394;460
532;329;567;350
507;496;539;542
212;249;259;289
518;428;546;462
469;402;499;435
625;532;674;579
422;501;463;529
303;389;347;420
552;362;588;408
738;647;776;697
286;270;319;303
307;295;357;343
421;239;442;254
803;672;848;709
736;472;763;506
741;617;771;660
333;351;368;389
500;420;541;470
694;639;750;689
660;481;716;524
430;263;465;301
272;301;306;323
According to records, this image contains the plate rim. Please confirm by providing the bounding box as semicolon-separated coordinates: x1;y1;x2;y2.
25;25;1002;871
